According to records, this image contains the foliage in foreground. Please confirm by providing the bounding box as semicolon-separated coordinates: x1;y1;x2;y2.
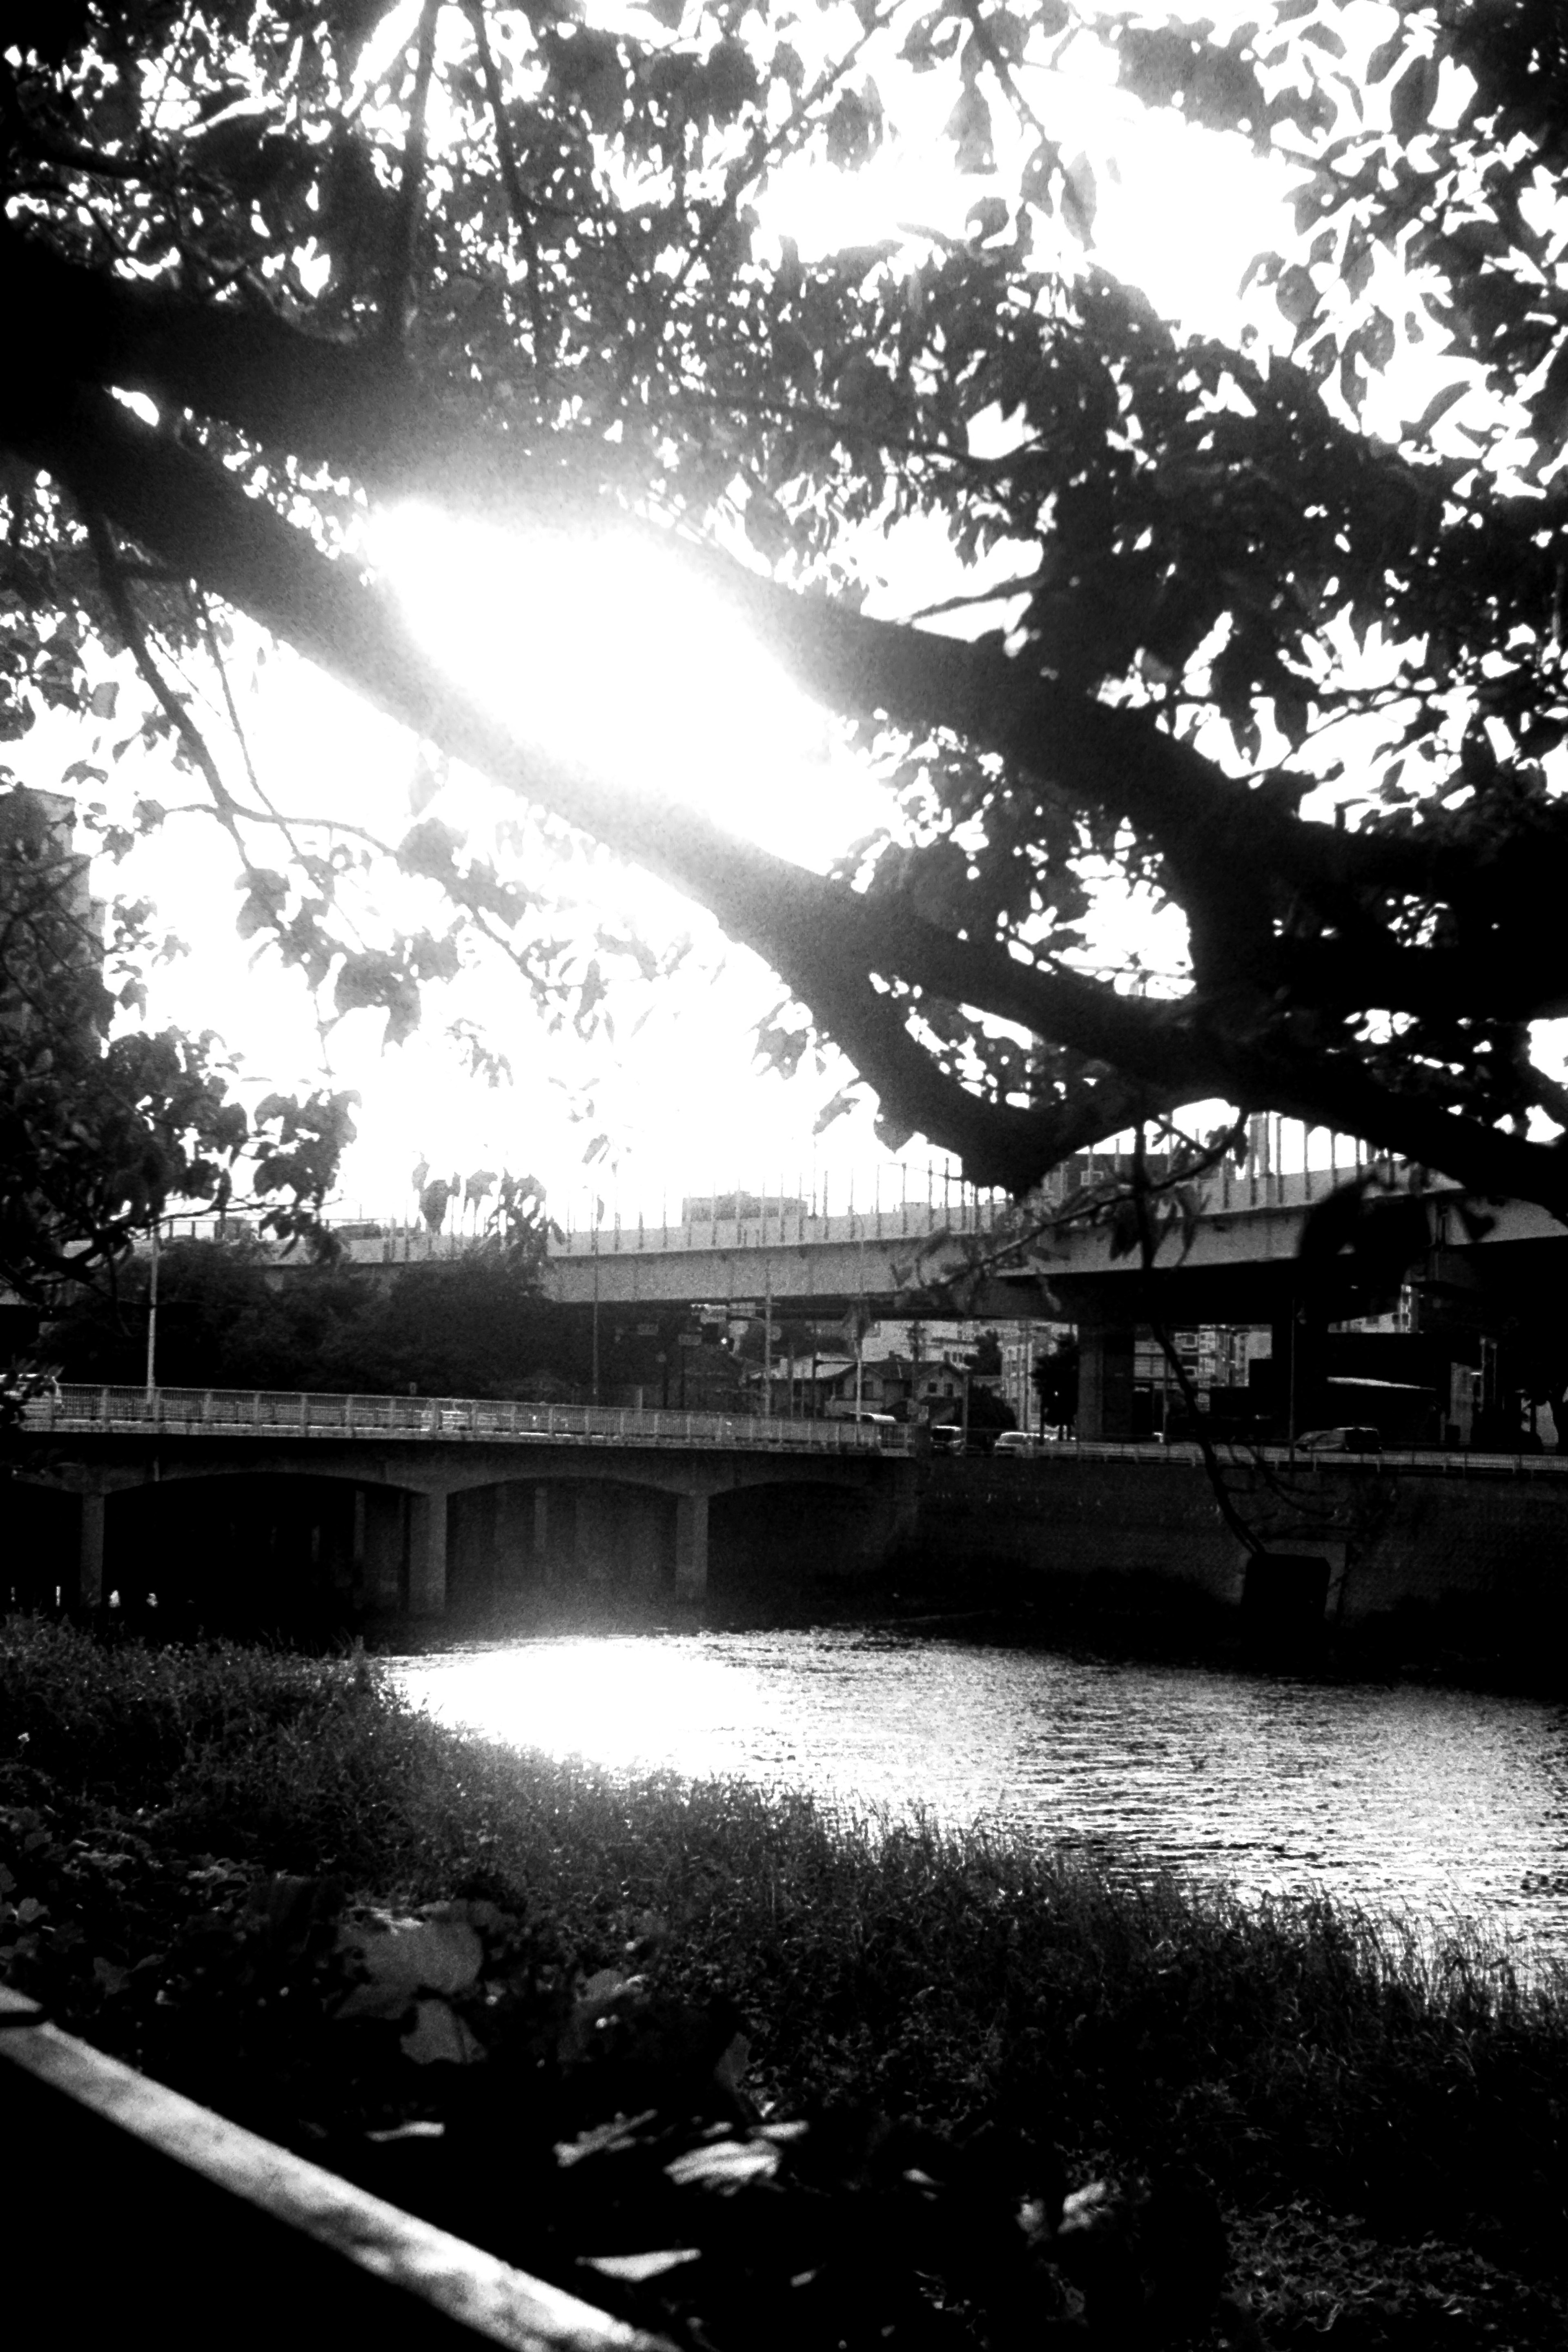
3;1621;1568;2347
0;786;355;1301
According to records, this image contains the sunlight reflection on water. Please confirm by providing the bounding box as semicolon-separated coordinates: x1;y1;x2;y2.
393;1630;1568;1962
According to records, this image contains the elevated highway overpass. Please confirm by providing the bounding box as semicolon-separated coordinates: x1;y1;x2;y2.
131;1134;1568;1438
140;1132;1564;1325
157;1140;1549;1313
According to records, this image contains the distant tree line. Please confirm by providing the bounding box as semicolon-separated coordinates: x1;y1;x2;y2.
45;1240;589;1400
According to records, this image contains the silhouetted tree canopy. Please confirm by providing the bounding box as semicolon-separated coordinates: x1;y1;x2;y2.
8;4;1568;1209
47;1234;565;1392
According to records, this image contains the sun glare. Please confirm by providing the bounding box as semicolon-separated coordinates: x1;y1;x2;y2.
376;505;886;871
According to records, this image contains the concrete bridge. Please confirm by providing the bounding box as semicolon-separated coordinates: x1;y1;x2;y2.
5;1385;918;1624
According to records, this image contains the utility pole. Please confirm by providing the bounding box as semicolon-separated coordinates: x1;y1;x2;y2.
762;1271;772;1420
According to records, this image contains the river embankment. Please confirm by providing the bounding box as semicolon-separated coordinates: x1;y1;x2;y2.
897;1450;1568;1697
4;1618;1568;2348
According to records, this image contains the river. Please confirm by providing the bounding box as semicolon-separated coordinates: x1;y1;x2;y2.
395;1628;1568;1967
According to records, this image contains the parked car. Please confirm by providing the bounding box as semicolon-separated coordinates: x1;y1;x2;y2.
1298;1425;1383;1454
929;1423;1014;1455
992;1430;1046;1457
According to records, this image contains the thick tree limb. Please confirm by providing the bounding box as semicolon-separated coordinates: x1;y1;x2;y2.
12;379;1227;1182
0;231;1473;919
1282;931;1568;1027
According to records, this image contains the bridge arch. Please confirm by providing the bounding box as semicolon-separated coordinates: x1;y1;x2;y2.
707;1476;879;1601
438;1473;682;1612
81;1470;362;1634
11;1403;915;1621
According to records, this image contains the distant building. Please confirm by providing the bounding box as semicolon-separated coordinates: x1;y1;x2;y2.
679;1193;808;1223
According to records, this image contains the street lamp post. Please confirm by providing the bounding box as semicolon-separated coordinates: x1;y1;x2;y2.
145;1215;161;1396
591;1219;601;1407
762;1272;773;1421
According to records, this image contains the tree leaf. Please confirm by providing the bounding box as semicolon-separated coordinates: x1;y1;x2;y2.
665;2139;780;2189
967;196;1009;243
944;83;994;174
1274;263;1318;327
1390;53;1440;143
1061;153;1097;245
401;1997;486;2066
339;1913;484;1997
581;2251;702;2283
1365;29;1405;82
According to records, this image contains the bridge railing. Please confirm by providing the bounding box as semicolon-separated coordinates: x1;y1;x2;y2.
0;1982;666;2351
38;1385;914;1455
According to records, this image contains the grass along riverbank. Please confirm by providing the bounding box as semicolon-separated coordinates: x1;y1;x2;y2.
3;1618;1567;2349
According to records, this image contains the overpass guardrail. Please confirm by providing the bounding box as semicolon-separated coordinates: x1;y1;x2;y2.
29;1385;915;1455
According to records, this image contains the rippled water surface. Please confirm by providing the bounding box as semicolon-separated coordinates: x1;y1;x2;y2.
395;1631;1568;1958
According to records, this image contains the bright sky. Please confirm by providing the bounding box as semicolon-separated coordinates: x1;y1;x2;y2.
16;6;1348;1228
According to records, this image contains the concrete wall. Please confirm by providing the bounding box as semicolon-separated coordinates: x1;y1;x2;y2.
911;1454;1568;1646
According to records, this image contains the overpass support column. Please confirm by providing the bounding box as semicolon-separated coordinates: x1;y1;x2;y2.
78;1491;106;1612
1272;1301;1327;1440
675;1491;708;1603
1077;1325;1136;1440
408;1490;448;1617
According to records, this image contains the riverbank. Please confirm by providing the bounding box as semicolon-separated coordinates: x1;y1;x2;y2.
4;1619;1567;2348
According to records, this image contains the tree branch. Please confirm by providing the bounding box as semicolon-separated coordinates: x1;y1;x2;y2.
1281;929;1568;1027
0;229;1457;920
463;0;550;367
19;379;1568;1210
15;384;1224;1180
85;511;251;867
381;0;442;355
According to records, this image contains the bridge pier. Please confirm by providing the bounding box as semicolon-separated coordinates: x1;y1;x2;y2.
492;1482;530;1600
574;1486;608;1584
674;1490;708;1601
77;1492;105;1612
361;1488;407;1613
350;1490;367;1610
408;1490;448;1617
